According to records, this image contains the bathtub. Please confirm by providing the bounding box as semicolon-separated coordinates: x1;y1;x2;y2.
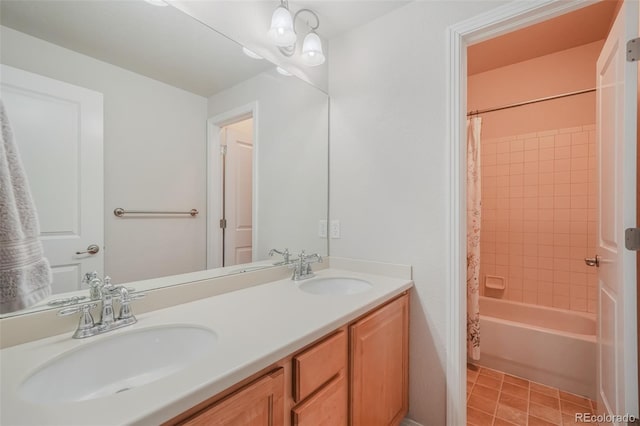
475;296;596;399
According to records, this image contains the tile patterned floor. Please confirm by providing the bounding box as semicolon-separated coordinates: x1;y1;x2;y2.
467;364;597;426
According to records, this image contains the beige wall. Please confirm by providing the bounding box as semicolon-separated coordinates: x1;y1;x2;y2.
468;41;603;139
327;1;509;424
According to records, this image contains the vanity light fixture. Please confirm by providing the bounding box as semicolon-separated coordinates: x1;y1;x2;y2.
143;0;168;6
276;66;292;76
242;47;263;60
267;0;325;67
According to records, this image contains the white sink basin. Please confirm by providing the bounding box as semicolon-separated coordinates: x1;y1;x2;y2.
298;277;372;295
18;325;217;404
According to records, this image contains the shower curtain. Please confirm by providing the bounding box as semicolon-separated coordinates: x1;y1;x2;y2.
467;116;482;361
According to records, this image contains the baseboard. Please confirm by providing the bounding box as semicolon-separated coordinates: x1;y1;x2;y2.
401;418;424;426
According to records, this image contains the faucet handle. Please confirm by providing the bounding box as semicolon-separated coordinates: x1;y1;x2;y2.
304;253;322;262
269;248;291;264
125;291;146;302
58;302;98;317
118;291;145;321
58;303;98;333
88;276;103;300
297;251;322;263
102;276;114;291
82;271;99;285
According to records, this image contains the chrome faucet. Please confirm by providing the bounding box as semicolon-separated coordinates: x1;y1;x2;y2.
100;277;116;327
59;274;145;339
269;248;291;265
291;250;323;281
82;271;103;300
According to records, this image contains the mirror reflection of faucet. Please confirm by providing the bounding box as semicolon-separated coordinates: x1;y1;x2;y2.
83;271;102;300
269;248;291;265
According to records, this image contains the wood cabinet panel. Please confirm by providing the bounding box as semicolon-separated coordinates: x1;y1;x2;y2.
169;291;410;426
181;368;284;426
350;294;409;426
293;330;347;402
291;374;347;426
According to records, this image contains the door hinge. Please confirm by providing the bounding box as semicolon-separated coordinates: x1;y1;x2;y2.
627;38;640;62
625;228;640;250
219;218;227;229
220;145;227;156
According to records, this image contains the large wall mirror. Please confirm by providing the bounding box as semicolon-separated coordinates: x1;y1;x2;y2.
0;0;328;317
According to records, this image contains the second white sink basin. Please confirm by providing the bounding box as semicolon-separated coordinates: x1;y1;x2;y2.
299;277;372;295
18;325;217;404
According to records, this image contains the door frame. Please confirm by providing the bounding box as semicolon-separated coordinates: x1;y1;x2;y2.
206;102;259;269
445;1;599;424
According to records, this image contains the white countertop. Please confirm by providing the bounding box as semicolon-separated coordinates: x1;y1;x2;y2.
0;267;413;426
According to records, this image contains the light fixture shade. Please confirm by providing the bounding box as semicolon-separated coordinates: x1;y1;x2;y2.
144;0;168;6
267;6;296;47
301;31;325;66
242;47;263;60
276;66;292;76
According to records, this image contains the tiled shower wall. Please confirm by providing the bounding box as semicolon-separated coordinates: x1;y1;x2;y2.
479;125;597;313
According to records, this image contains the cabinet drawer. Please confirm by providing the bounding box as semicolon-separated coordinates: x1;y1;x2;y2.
293;329;347;402
292;374;347;426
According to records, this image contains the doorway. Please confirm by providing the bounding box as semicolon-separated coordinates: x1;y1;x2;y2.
447;1;638;425
206;102;258;269
220;118;253;267
465;0;613;412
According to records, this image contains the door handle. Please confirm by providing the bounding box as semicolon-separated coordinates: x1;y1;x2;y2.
584;255;600;267
76;244;100;255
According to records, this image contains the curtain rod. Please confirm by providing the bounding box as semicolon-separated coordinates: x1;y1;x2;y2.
467;88;596;117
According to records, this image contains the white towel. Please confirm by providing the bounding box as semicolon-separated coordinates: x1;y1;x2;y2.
0;99;52;313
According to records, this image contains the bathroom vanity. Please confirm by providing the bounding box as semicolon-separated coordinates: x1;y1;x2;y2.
0;1;411;425
0;259;412;426
168;293;409;426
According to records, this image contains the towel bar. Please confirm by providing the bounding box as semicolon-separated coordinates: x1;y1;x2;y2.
113;208;198;217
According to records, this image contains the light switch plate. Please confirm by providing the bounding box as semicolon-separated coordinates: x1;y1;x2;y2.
319;220;327;238
330;220;340;239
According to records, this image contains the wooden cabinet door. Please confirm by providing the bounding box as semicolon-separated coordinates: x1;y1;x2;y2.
350;294;409;426
291;374;347;426
182;368;284;426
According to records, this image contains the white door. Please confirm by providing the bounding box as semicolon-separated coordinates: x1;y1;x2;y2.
595;1;638;422
222;123;253;266
0;65;103;294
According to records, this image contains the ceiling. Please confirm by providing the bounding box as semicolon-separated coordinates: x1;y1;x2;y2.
0;0;274;96
295;1;412;40
0;0;411;96
3;0;620;93
468;0;620;75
